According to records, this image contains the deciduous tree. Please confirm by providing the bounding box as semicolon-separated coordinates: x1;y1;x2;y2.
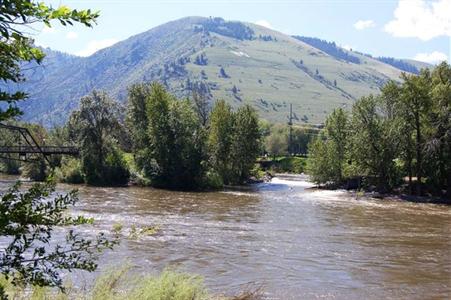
68;91;129;186
136;83;206;189
230;105;261;183
207;100;234;184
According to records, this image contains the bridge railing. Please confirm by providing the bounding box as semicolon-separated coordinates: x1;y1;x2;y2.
0;146;79;155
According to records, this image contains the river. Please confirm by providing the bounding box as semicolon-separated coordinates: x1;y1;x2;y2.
1;175;450;299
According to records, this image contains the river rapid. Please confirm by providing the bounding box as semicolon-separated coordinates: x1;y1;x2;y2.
0;174;450;299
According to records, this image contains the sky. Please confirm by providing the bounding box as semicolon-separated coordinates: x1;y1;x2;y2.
33;0;450;64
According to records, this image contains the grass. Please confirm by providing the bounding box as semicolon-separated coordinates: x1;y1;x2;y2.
126;270;208;300
269;156;306;174
0;267;264;300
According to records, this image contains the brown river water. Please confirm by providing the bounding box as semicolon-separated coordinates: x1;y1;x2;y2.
1;175;450;299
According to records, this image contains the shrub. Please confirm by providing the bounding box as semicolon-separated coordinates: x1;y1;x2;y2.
270;157;306;174
127;269;208;300
20;159;48;181
279;157;305;173
204;170;224;189
57;158;84;184
103;148;130;186
250;164;265;179
1;268;210;300
0;159;20;175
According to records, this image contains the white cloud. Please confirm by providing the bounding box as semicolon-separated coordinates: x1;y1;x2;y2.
255;20;273;29
65;31;79;40
341;44;354;51
385;0;451;41
76;39;118;57
414;51;448;64
354;20;376;30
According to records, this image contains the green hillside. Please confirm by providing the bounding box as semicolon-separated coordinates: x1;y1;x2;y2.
3;17;430;126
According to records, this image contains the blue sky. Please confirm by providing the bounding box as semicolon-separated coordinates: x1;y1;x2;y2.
34;0;450;64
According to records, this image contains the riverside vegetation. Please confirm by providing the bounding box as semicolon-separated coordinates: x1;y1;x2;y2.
306;62;450;201
0;100;317;184
1;83;262;189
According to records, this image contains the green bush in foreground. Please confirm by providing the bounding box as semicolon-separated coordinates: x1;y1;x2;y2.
1;266;263;300
0;181;117;300
1;268;208;300
126;270;208;300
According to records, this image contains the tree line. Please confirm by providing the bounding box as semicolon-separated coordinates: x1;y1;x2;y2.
1;100;322;183
126;82;261;189
307;62;450;200
1;83;262;189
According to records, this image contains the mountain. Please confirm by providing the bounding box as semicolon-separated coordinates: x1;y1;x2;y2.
292;36;428;74
3;16;431;126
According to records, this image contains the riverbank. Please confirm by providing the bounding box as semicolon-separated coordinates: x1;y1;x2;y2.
351;190;451;205
2;171;449;205
265;173;451;206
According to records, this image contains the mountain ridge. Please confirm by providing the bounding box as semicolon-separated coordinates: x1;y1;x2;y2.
3;16;432;126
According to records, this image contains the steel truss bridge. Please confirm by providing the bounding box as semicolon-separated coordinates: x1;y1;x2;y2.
0;123;79;164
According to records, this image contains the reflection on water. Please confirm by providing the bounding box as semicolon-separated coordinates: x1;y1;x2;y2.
0;175;450;299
